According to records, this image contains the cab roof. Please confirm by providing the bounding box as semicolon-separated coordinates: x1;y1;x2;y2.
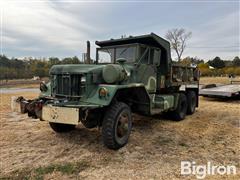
96;33;172;65
95;33;170;51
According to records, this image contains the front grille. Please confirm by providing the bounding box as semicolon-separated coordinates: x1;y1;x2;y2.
52;74;85;97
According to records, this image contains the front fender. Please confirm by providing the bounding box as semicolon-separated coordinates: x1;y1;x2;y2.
80;83;146;107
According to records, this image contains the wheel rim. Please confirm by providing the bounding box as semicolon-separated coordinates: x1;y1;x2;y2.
115;110;130;144
117;111;129;138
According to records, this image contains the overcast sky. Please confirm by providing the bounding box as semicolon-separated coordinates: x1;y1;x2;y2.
1;0;239;61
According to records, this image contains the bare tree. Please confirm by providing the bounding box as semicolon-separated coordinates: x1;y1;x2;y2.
165;28;192;62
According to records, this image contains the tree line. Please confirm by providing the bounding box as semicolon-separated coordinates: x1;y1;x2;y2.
0;55;240;80
181;56;240;76
0;55;82;80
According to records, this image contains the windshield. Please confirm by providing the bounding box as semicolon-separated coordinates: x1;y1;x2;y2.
97;46;136;63
97;48;114;63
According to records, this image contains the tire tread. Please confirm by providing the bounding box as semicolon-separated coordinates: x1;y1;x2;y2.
102;102;131;150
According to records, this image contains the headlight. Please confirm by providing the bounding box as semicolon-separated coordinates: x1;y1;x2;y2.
99;87;109;98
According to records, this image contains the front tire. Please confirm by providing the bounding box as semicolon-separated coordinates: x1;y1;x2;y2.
102;102;132;150
49;122;75;133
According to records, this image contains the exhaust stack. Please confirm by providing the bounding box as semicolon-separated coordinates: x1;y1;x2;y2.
86;40;91;64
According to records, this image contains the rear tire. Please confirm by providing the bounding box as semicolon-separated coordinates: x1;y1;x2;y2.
102;102;132;150
171;93;187;121
186;91;197;115
49;122;75;133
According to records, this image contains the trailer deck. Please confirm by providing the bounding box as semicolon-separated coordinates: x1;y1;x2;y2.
199;83;240;98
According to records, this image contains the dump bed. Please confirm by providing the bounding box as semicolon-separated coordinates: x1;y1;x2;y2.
171;64;199;86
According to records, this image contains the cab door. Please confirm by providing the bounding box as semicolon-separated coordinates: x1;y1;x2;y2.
136;46;161;94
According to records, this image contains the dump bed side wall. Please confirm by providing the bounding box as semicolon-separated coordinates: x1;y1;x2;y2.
170;65;199;86
169;65;199;108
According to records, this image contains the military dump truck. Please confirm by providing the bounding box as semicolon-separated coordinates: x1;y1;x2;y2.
13;33;199;149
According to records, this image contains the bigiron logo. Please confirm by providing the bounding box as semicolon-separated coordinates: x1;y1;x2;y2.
181;161;237;179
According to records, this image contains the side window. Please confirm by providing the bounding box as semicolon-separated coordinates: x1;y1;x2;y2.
139;47;149;64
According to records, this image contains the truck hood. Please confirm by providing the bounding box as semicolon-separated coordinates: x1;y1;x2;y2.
50;64;105;74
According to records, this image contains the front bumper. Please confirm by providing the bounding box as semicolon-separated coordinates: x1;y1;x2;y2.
42;105;79;125
11;96;100;125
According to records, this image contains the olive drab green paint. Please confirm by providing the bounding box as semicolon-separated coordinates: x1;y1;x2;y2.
39;33;199;118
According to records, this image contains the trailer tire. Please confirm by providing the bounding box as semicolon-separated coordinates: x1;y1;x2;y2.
102;102;132;150
187;91;197;115
49;122;75;133
171;93;187;121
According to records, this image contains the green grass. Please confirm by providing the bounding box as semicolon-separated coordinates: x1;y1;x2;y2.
0;161;90;180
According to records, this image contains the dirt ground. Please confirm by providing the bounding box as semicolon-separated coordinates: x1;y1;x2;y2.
0;77;239;179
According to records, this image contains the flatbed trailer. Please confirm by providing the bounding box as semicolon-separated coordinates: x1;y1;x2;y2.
199;83;240;98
